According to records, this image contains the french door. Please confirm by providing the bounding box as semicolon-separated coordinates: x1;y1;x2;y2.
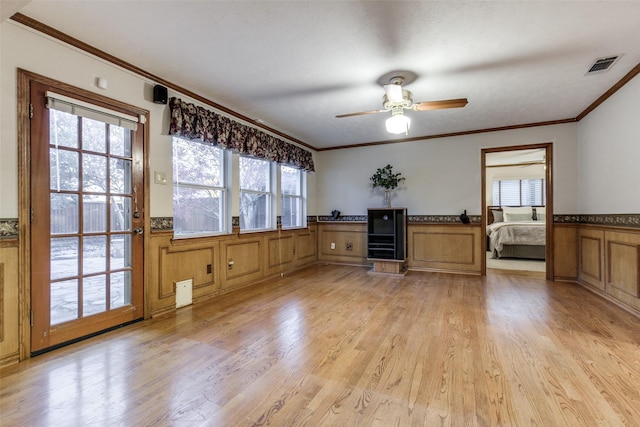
30;81;144;353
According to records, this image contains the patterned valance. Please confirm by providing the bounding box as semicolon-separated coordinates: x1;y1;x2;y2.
169;97;315;172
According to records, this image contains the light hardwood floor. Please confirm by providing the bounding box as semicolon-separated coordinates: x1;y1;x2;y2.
2;264;640;426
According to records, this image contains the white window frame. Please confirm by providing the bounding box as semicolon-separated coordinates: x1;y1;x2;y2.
239;156;275;232
172;137;231;238
280;165;307;229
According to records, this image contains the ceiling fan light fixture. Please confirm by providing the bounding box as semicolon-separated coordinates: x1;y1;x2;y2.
385;111;411;134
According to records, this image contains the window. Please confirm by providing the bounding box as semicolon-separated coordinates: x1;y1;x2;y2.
281;165;306;228
492;179;545;206
173;137;228;237
239;156;273;231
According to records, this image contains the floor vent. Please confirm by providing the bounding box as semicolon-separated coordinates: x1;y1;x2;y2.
586;56;619;74
175;279;193;308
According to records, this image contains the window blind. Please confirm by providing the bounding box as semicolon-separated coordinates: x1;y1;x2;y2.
493;178;545;206
46;91;140;131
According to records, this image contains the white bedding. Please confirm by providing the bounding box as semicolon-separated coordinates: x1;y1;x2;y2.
487;221;546;254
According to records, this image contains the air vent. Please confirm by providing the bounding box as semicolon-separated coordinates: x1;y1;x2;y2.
586;56;619;74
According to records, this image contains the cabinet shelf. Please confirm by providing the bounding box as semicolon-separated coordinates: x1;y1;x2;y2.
367;208;407;263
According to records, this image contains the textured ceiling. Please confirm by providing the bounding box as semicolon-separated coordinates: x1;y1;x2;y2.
11;1;640;150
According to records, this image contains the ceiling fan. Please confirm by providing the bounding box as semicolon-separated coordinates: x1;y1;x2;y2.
336;76;468;135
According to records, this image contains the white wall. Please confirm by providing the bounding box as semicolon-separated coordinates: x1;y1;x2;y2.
316;123;578;215
0;21;317;219
577;73;640;214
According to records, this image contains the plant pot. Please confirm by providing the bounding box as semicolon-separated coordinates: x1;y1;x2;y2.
384;189;392;208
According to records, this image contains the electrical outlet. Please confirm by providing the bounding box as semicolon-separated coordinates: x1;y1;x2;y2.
346;243;353;251
206;264;212;274
330;242;335;250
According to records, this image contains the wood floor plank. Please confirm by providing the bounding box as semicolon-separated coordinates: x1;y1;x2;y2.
2;264;640;426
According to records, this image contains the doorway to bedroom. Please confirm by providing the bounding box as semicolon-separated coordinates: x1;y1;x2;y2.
482;143;553;279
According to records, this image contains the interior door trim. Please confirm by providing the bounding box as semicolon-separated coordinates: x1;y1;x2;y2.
481;142;554;280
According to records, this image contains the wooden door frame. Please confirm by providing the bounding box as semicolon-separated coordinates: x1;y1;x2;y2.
481;143;554;280
17;69;151;360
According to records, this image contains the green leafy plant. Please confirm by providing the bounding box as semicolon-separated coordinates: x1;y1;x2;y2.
370;164;406;190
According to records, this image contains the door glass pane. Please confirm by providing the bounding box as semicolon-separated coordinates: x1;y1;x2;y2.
51;237;78;280
110;271;131;309
83;153;107;193
83;275;106;316
50;148;79;191
110;196;131;231
49;110;78;148
82;117;107;153
83;235;106;275
83;195;107;232
51;279;78;325
51;194;79;234
110;158;132;193
110;234;131;270
110;125;131;157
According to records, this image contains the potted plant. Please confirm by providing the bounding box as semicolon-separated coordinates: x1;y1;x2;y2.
370;164;406;207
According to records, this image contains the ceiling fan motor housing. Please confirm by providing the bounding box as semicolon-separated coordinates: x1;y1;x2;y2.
382;89;413;110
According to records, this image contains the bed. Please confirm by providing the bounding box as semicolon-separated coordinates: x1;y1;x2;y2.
487;206;546;259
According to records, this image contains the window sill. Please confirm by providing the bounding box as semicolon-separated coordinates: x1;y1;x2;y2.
172;231;232;241
281;225;308;231
238;228;277;235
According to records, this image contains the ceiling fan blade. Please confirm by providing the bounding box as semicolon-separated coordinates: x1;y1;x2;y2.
413;98;468;111
383;84;404;103
335;109;387;118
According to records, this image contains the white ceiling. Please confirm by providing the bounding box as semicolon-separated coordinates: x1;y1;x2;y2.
10;1;640;150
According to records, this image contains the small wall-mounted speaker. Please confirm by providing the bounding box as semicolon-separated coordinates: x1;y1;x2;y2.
153;84;168;104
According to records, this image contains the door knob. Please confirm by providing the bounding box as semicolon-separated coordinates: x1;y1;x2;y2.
134;227;144;235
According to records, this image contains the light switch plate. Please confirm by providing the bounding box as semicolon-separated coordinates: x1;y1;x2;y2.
154;171;167;185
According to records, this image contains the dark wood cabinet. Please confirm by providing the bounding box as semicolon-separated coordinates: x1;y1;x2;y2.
367;208;407;273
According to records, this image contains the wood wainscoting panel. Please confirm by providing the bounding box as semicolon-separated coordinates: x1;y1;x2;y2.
222;239;263;290
553;224;578;280
0;242;20;367
149;233;220;316
409;224;482;274
579;228;605;291
160;246;218;296
295;228;316;263
267;234;294;272
148;233;173;316
317;223;367;264
148;229;317;317
606;230;640;310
